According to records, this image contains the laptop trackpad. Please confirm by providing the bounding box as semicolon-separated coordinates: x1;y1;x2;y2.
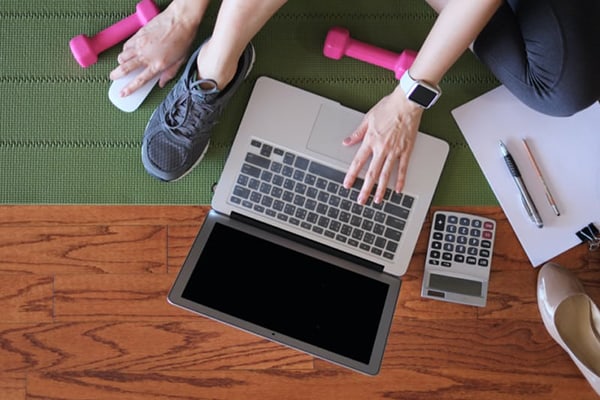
307;103;364;165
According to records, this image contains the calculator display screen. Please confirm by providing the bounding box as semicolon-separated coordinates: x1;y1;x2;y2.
429;273;482;297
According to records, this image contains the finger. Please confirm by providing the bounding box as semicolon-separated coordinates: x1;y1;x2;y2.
116;48;138;65
342;122;368;189
393;152;411;194
374;156;394;203
121;67;156;97
109;65;126;81
343;142;371;191
109;57;142;81
159;59;184;88
358;155;386;205
342;118;368;146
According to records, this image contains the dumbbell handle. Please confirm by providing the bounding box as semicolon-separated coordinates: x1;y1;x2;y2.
338;41;416;79
90;13;149;55
345;41;404;72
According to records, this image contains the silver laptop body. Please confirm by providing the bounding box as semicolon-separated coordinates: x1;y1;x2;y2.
169;76;449;375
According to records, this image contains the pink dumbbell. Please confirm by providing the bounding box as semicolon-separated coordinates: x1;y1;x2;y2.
69;0;160;68
323;26;417;80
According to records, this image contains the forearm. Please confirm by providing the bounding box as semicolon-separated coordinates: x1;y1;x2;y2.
409;0;502;85
167;0;212;27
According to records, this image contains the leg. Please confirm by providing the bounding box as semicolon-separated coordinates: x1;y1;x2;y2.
140;0;288;182
197;0;288;89
473;0;600;116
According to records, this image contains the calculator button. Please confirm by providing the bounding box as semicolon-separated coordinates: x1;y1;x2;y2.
434;213;446;231
468;238;479;246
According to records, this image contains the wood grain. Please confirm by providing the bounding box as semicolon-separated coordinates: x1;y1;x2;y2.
0;205;598;399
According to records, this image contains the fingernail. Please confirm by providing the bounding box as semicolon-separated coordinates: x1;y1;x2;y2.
343;137;352;145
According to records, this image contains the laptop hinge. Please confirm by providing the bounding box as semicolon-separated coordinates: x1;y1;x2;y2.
231;211;385;272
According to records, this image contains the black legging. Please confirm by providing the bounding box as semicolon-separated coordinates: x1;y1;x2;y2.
473;0;600;116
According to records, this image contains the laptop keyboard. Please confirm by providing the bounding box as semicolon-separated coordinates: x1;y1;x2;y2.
228;139;415;262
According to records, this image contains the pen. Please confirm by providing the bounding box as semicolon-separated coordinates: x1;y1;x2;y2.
521;138;560;216
499;140;543;228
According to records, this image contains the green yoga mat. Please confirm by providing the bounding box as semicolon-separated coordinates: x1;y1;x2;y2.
0;0;499;205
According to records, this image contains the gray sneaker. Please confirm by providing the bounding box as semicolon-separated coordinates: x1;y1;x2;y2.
141;42;255;182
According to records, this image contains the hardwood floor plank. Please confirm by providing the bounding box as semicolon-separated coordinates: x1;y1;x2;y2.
0;373;25;400
0;275;53;323
25;368;599;400
0;205;207;226
380;318;579;376
0;322;311;373
167;225;202;274
0;225;167;274
53;274;180;321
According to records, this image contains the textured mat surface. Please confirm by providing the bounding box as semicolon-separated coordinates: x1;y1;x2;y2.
0;0;499;205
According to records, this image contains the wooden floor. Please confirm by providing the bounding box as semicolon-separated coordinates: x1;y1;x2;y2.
1;205;599;400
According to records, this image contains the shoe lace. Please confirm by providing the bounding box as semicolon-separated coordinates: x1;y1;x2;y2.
164;79;219;139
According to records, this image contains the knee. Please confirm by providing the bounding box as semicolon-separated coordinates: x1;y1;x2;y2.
524;83;599;117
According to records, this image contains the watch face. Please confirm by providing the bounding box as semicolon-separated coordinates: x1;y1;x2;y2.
408;84;439;108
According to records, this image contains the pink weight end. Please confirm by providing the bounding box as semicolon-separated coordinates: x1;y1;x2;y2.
323;26;349;60
69;35;97;68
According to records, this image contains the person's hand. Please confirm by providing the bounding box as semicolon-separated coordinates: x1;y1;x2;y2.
342;86;424;204
109;5;201;97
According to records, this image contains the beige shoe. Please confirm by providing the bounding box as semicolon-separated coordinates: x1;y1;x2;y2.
537;262;600;395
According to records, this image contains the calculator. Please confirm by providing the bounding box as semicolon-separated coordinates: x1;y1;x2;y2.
421;211;496;307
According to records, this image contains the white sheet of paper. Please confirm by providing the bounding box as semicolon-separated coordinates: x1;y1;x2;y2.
451;85;600;266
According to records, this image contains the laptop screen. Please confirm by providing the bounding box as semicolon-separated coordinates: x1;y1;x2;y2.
179;220;392;365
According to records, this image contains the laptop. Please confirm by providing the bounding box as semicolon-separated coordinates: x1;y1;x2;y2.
168;76;449;375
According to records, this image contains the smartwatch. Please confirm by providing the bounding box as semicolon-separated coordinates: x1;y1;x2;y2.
399;70;442;109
